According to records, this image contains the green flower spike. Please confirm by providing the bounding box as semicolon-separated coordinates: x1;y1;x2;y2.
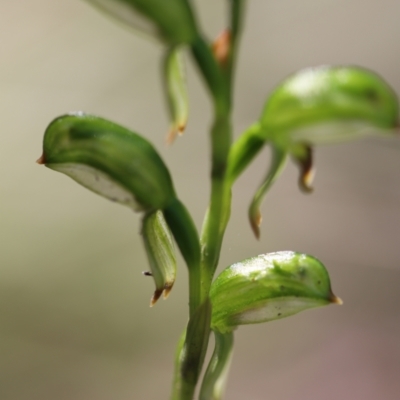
38;114;200;293
142;210;177;306
86;0;198;45
163;47;189;144
228;66;399;237
210;251;342;334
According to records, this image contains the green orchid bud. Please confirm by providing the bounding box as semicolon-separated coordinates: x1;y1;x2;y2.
261;66;399;147
39;114;201;308
228;66;399;237
210;251;342;334
141;210;176;306
163;47;189;143
86;0;198;45
38;113;176;212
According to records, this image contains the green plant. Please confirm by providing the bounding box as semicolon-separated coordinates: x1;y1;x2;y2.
37;2;399;399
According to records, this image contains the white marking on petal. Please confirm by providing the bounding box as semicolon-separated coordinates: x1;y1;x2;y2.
49;163;142;211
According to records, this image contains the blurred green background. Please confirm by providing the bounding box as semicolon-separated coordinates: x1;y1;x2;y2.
1;1;400;399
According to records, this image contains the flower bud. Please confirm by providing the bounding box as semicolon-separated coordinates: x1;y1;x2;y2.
228;66;399;238
142;210;176;306
163;47;189;143
261;66;399;146
38;113;176;212
86;0;198;45
210;251;341;334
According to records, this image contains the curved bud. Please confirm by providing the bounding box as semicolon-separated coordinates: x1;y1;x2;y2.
85;0;198;45
248;146;287;239
141;210;176;306
261;66;399;147
210;251;342;334
163;47;189;144
226;122;266;184
38;113;176;212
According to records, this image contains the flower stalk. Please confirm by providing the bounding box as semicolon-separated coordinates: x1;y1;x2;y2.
38;1;399;400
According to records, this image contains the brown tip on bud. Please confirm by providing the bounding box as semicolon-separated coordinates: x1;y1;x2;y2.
212;29;231;67
330;293;343;305
299;168;315;193
36;153;45;165
177;123;186;136
166;127;178;146
249;209;262;240
163;282;174;300
293;145;315;194
150;289;163;307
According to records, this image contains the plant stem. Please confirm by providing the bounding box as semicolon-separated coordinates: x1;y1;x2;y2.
170;5;246;395
199;331;234;400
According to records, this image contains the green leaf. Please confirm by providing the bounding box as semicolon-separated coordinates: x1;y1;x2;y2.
85;0;198;45
163;47;189;143
261;66;399;147
210;251;341;334
141;210;177;306
38;113;176;212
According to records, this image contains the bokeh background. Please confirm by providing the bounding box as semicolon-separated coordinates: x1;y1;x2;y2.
1;1;400;399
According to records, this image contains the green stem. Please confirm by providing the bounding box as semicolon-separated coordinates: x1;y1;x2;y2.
191;36;229;115
200;114;232;282
170;6;246;394
226;0;246;96
199;331;234;400
163;199;201;317
170;300;212;400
